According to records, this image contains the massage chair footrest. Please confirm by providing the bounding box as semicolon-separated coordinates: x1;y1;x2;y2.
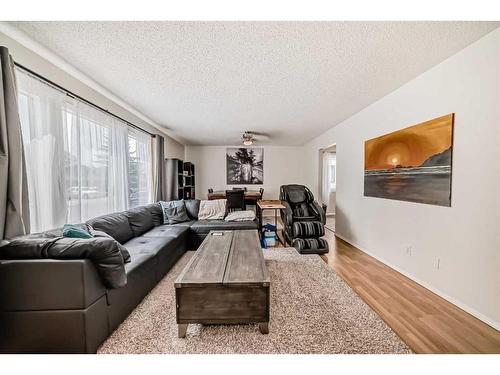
292;238;329;255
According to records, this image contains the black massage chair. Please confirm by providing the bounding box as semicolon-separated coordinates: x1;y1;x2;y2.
279;184;329;254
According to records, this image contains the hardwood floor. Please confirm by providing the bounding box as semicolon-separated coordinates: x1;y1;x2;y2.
320;228;500;353
261;214;500;353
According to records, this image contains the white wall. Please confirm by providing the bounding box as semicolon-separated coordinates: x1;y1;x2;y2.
185;146;307;200
304;28;500;329
164;136;185;160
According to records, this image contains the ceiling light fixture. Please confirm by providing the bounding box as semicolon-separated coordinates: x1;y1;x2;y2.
242;131;254;146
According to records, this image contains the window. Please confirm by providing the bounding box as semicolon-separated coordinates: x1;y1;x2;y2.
16;69;153;232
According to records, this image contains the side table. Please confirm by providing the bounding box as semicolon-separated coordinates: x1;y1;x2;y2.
256;200;286;246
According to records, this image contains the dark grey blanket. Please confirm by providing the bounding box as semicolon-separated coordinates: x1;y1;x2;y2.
0;237;126;289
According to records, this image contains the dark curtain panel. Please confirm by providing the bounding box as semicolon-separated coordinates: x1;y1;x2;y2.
153;134;167;201
0;47;30;240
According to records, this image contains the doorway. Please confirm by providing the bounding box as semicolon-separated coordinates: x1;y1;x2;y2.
320;145;336;232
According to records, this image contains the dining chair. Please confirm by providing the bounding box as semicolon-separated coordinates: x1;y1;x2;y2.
225;190;245;211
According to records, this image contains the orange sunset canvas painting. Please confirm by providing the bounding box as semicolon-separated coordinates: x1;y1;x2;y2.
364;114;454;206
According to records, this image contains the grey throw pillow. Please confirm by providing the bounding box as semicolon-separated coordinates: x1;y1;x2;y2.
160;200;190;224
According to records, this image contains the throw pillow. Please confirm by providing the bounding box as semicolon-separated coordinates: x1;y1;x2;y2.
224;210;256;222
198;199;227;220
63;224;93;239
159;200;190;224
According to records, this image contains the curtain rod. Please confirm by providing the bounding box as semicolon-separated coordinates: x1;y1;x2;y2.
14;62;156;138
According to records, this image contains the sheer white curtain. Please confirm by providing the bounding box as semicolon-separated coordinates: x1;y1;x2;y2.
67;101;130;221
17;74;70;231
16;69;153;232
321;151;336;206
128;129;153;207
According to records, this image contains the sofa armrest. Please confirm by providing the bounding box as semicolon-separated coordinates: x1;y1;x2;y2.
311;200;327;225
0;259;106;311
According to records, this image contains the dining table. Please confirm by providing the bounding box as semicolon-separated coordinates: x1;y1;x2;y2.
207;190;262;202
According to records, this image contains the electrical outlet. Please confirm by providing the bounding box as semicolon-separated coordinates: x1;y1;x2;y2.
406;245;412;256
436;258;441;270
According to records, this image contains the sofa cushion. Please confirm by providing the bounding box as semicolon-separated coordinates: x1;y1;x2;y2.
184;199;200;220
169;220;197;228
87;212;133;244
144;203;164;226
0;237;126;289
125;206;154;237
106;251;157;331
160;200;190;224
142;224;192;238
190;219;258;234
123;230;188;280
124;236;177;257
19;224;91;240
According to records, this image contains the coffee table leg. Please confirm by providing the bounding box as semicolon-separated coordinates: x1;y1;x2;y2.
178;324;188;338
258;322;269;334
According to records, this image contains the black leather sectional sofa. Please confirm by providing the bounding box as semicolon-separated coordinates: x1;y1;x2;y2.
0;200;257;353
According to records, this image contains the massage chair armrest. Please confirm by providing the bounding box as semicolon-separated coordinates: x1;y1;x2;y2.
280;201;294;235
0;259;106;312
280;201;293;225
311;200;327;225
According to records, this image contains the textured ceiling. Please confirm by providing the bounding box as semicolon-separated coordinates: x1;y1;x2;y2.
11;21;499;145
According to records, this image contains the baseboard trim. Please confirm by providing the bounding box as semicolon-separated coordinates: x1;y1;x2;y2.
334;233;500;332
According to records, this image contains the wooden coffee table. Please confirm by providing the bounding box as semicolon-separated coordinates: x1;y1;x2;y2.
174;230;270;338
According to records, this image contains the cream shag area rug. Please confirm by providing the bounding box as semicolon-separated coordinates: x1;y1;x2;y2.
99;248;411;354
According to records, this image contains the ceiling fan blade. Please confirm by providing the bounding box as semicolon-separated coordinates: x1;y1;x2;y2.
246;131;271;140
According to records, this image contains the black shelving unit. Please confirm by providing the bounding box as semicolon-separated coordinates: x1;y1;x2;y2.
165;158;195;200
182;162;195;199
